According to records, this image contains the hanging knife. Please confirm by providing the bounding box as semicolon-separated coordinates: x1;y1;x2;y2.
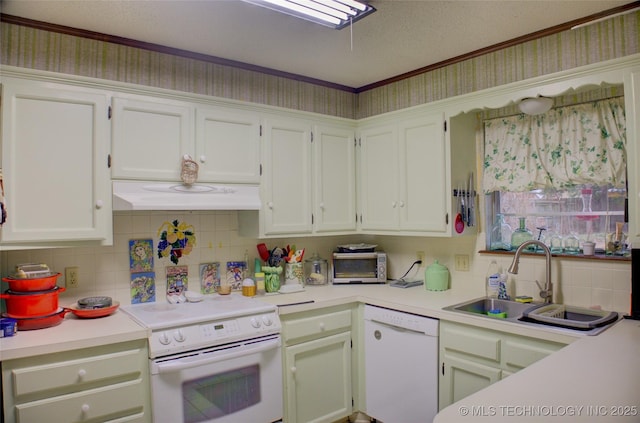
460;182;466;225
468;173;474;227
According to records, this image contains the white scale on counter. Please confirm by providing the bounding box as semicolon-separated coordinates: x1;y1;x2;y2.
121;294;280;358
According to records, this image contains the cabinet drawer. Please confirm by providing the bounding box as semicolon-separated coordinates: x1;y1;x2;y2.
440;324;501;363
12;348;143;397
15;379;145;423
503;337;564;370
283;309;352;343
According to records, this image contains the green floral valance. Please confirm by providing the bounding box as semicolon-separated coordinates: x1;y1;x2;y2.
483;97;626;193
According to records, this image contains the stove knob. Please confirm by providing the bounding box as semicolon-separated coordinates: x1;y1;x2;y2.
262;315;273;326
158;332;171;345
250;317;261;328
173;329;186;342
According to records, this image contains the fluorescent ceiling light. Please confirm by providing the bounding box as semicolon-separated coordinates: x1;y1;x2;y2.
243;0;376;29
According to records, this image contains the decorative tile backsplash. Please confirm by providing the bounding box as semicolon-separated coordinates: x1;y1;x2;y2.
1;211;631;314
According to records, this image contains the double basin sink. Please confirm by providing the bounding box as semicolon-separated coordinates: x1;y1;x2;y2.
443;297;620;336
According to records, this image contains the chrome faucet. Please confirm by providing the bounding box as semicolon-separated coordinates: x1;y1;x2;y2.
508;240;553;303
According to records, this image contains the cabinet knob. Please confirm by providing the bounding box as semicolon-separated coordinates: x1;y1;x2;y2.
200;155;206;163
399;201;405;207
319;202;325;210
319;322;325;331
392;201;397;208
81;404;90;413
95;200;104;209
291;366;297;374
267;202;274;209
78;368;87;379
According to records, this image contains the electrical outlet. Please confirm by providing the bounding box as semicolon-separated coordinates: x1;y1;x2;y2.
416;251;425;263
65;266;79;288
454;255;470;271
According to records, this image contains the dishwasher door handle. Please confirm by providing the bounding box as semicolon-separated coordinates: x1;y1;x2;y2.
368;318;428;335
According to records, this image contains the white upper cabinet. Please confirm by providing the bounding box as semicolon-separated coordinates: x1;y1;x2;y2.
261;115;313;235
196;106;261;183
111;95;260;184
399;115;448;232
358;123;399;231
0;77;112;245
358;111;449;235
111;95;193;181
239;118;356;238
313;123;357;233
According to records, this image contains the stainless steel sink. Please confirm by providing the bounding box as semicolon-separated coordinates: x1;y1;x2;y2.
443;297;535;322
443;297;620;335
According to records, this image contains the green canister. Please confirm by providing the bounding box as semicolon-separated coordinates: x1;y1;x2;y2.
425;260;450;291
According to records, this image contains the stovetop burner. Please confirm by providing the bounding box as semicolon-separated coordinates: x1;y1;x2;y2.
121;294;276;330
121;294;281;358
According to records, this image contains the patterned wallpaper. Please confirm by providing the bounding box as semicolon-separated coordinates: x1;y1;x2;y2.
1;12;639;119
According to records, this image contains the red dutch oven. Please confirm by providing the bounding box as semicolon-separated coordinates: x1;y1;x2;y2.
0;286;65;318
2;273;60;292
4;308;71;330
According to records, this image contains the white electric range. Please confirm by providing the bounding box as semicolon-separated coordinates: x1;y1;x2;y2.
121;294;283;423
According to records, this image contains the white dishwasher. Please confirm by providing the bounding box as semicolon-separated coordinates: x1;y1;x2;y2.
364;304;439;423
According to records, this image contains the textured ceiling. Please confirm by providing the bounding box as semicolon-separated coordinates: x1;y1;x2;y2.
1;0;634;89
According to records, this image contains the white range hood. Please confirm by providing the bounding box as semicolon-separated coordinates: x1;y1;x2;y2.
112;181;261;211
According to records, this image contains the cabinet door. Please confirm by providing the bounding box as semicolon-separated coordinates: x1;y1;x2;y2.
196;106;260;183
439;353;502;410
0;79;111;243
625;70;640;246
111;96;192;181
358;124;398;230
399;113;447;232
285;331;352;423
262;116;312;235
313;124;356;233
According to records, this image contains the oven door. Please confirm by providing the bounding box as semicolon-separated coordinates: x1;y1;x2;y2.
150;334;283;423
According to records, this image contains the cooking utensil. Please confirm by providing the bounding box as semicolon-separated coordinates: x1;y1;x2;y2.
69;301;120;318
3;307;70;330
257;243;270;261
269;247;284;266
454;185;464;234
1;286;65;318
2;272;60;292
467;173;474;227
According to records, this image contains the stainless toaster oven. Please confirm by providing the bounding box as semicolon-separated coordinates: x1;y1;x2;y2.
331;252;387;284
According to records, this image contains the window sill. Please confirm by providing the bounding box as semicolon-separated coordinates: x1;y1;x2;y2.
478;250;631;262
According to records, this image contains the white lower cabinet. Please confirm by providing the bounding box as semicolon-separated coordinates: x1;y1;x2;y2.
2;340;151;423
439;321;568;410
281;307;354;423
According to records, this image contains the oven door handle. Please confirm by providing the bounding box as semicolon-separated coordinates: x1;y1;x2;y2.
153;337;281;374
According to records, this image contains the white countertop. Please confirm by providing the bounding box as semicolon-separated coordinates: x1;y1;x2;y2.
261;284;581;344
2;282;637;423
434;318;640;422
0;308;149;361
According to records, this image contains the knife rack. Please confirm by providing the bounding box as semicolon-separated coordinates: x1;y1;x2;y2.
452;189;476;198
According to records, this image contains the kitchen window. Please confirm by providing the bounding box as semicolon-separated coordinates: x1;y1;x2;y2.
483;95;628;257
